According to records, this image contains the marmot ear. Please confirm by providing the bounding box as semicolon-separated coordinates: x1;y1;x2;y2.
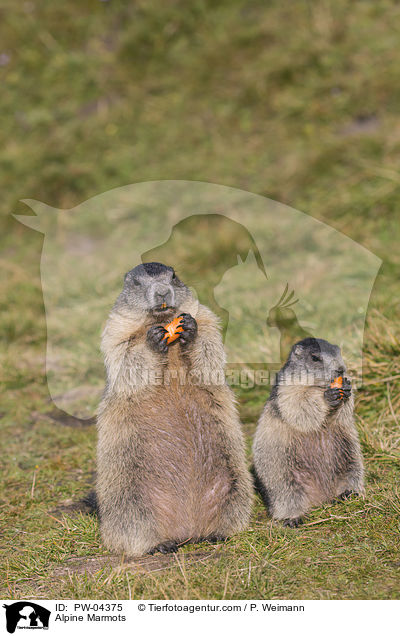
293;344;304;357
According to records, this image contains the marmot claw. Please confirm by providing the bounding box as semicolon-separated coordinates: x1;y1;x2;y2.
178;313;198;345
147;325;169;354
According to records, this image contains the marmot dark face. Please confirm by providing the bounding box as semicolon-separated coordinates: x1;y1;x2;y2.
280;337;346;386
118;262;192;321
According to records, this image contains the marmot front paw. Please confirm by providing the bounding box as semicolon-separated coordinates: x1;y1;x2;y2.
177;313;198;346
147;325;169;354
324;387;345;408
324;378;351;408
341;377;352;400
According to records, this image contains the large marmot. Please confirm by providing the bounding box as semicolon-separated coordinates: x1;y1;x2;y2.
96;262;253;555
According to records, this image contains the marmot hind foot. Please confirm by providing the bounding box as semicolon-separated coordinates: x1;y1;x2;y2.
282;517;303;528
148;540;179;555
339;489;359;501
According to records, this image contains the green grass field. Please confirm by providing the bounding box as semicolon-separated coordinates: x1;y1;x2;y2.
1;0;400;599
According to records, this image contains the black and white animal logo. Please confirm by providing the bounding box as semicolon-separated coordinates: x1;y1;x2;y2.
3;602;50;634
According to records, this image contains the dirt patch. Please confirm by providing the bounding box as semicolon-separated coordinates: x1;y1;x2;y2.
50;497;96;517
53;548;221;577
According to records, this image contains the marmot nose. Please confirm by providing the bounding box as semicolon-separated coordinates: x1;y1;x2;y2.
156;292;169;304
152;284;174;308
335;366;345;377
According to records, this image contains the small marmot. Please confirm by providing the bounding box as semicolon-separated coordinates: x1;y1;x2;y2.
96;262;253;555
253;337;364;527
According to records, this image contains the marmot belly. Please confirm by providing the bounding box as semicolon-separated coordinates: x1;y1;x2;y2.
287;426;356;505
131;384;234;540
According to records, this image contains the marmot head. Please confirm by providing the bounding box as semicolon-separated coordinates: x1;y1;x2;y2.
280;337;346;386
117;262;192;321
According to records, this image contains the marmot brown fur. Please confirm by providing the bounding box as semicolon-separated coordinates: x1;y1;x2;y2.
96;262;252;555
253;337;364;527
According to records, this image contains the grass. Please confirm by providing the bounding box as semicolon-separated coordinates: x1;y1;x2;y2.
1;0;400;599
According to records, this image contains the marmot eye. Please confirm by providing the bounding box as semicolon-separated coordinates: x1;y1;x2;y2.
311;354;321;362
133;278;141;287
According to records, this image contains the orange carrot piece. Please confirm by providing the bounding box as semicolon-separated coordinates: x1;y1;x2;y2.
330;376;343;389
162;316;184;345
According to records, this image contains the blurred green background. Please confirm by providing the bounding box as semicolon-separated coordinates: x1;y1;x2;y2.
1;0;399;599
